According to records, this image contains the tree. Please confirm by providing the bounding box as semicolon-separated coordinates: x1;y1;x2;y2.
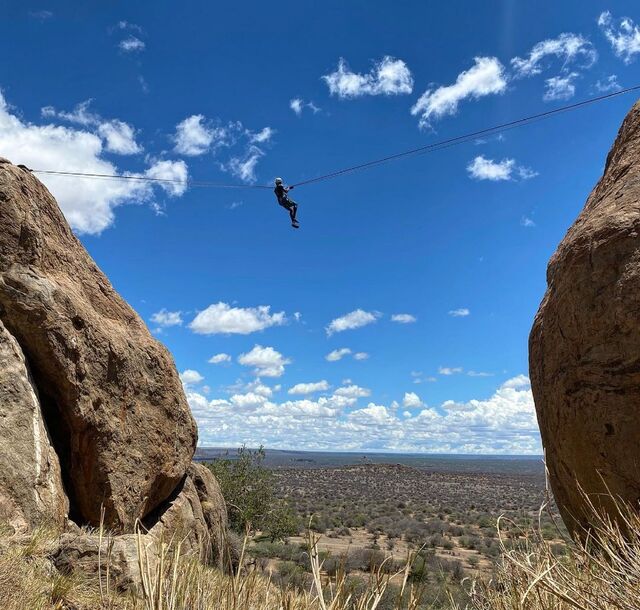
206;446;299;540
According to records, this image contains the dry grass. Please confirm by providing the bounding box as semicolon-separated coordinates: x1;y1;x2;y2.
465;490;640;610
2;491;640;610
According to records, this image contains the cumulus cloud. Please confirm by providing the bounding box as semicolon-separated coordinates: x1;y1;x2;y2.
288;380;331;395
145;159;188;196
353;352;370;361
403;392;423;408
150;309;183;327
2;92;186;234
598;12;640;64
326;309;380;336
521;216;536;228
411;57;506;128
448;308;470;317
41;100;142;154
189;302;286;335
326;348;352;362
238;345;291;378
208;353;232;364
98;120;142;154
543;73;579;101
180;369;204;386
467;155;537;181
323;56;413;98
511;33;597;77
190;375;540;453
334;384;371;399
119;36;145;53
173;115;226;156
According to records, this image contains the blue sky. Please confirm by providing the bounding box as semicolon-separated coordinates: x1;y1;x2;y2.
2;1;640;453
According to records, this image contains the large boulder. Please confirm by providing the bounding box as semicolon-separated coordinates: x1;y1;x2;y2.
0;159;197;530
0;319;68;531
530;99;640;534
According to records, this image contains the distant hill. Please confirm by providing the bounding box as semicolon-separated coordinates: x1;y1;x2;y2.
195;447;544;475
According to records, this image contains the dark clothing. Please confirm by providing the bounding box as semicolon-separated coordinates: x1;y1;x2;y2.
274;184;298;225
274;184;289;205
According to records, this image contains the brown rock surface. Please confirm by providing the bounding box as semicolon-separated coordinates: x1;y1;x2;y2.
147;464;228;567
0;159;197;529
53;532;148;593
530;99;640;534
0;319;68;530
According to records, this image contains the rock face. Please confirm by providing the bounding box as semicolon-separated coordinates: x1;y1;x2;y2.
0;159;197;530
53;464;228;592
530;99;640;535
0;319;68;531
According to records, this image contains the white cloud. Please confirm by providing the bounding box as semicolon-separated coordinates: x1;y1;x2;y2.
468;371;494;377
411;57;506;128
448;308;470;317
334;384;371;399
290;98;304;115
289;98;320;116
227;145;264;183
323;56;413;98
467;155;537;181
189;302;286;335
180;369;204;386
97;120;142;154
353;352;369;361
41;101;142;154
501;374;530;389
595;74;622;93
391;313;417;324
326;348;352;362
119;36;145;53
208;353;232;364
173;115;226;156
521;216;536;228
288;380;331;395
249;127;274;144
403;392;423;408
190;375;540;453
41;100;98;126
238;345;291;378
511;33;597;78
326;309;380;336
543;73;579;102
598;12;640;64
1;91;186;234
439;366;463;376
150;309;183;327
145;159;188;196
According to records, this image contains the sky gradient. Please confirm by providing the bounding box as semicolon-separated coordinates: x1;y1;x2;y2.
2;1;640;453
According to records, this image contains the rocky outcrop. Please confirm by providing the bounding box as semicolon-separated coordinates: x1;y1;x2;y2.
53;463;228;592
530;99;640;535
0;319;68;531
53;532;146;593
0;159;198;530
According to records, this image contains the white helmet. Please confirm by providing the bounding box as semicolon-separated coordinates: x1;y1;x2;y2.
275;177;283;185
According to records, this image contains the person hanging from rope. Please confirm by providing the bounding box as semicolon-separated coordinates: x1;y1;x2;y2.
274;177;299;229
